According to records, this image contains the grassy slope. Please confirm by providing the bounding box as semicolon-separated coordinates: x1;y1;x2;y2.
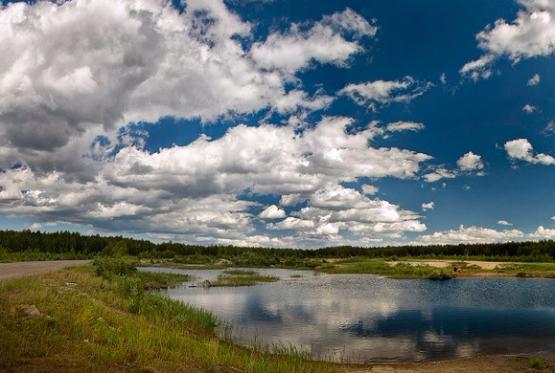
0;266;337;373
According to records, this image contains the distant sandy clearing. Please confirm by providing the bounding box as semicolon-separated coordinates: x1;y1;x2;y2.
386;259;519;270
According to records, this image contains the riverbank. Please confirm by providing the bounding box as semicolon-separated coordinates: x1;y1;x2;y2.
149;257;555;279
4;252;555;280
354;355;553;372
0;265;553;372
0;265;337;372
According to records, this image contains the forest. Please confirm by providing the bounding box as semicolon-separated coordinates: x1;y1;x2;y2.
1;229;555;262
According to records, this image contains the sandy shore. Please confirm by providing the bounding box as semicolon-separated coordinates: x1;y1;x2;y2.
387;259;519;270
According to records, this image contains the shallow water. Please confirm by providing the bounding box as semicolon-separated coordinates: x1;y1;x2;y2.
141;266;555;363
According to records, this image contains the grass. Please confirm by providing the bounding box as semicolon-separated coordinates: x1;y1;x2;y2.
314;257;555;279
0;248;93;262
223;269;259;276
210;272;280;287
137;271;190;290
316;258;454;280
493;262;555;278
0;265;338;372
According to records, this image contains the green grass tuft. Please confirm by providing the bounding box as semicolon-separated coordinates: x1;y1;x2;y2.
210;273;280;287
530;357;545;369
223;269;258;276
137;271;190;289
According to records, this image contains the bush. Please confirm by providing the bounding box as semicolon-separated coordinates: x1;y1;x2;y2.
94;258;137;279
427;271;453;281
117;276;144;314
529;357;545;369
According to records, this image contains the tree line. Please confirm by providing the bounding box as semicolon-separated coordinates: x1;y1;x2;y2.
1;229;555;261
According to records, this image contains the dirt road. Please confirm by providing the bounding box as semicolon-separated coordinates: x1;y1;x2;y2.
0;260;91;281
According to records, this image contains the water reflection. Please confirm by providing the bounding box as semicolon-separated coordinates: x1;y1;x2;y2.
141;267;555;362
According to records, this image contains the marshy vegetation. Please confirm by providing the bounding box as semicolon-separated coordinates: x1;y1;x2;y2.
94;258;190;289
210;270;280;287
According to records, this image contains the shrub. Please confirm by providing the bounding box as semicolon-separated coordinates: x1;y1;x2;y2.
94;258;137;279
118;276;144;314
529;357;545;369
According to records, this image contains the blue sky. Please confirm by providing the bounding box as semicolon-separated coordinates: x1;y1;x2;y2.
0;0;554;247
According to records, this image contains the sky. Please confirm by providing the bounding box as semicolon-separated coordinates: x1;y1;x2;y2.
1;0;555;248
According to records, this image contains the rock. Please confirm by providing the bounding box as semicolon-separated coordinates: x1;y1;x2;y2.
18;304;41;317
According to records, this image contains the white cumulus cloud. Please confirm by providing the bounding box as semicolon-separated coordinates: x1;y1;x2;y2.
250;8;376;74
415;225;524;245
457;152;485;171
528;73;541;86
258;205;286;219
339;77;432;110
0;0;374;175
422;202;435;211
461;0;555;79
361;184;379;195
522;104;538;113
505;138;555;165
530;226;555;239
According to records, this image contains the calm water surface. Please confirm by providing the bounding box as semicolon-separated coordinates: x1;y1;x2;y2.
141;266;555;363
